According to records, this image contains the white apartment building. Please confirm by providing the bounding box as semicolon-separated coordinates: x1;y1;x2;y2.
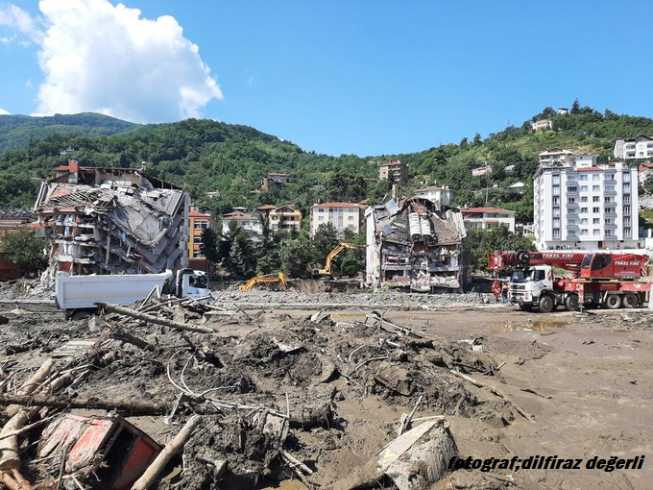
532;119;553;131
414;186;457;207
538;149;575;166
534;160;639;250
461;207;516;233
311;202;364;237
614;136;653;160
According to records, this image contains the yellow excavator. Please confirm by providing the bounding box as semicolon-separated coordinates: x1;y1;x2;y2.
313;242;365;277
239;272;288;292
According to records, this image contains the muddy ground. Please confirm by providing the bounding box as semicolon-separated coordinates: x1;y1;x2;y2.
0;300;651;490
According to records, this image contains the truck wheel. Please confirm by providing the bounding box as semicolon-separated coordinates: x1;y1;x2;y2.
538;295;554;313
518;304;532;312
565;294;579;311
71;310;91;321
622;293;639;309
603;294;621;309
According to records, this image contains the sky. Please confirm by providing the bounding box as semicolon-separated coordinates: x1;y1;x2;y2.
0;1;652;157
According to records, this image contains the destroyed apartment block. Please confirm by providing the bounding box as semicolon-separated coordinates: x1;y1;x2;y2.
365;196;467;292
34;162;190;277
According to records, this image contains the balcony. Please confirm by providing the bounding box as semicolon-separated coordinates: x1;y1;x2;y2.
605;223;617;229
604;188;617;197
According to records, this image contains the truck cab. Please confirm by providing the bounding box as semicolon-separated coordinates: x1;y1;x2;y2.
508;265;554;311
174;269;210;301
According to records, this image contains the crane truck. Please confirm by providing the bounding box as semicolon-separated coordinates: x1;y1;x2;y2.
488;250;651;313
56;268;210;319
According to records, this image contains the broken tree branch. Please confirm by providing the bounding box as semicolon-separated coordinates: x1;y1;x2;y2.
449;370;535;422
96;303;215;334
5;359;54;418
131;415;202;490
0;394;169;415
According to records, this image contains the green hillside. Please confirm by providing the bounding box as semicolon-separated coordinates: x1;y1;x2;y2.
1;103;653;221
0;112;139;153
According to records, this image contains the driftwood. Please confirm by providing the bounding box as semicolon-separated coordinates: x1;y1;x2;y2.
5;359;55;418
97;303;214;334
131;415;202;490
0;394;168;415
0;408;35;471
449;370;536;422
0;469;33;490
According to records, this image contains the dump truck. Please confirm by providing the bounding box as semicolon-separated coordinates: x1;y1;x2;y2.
488;250;651;312
56;268;210;319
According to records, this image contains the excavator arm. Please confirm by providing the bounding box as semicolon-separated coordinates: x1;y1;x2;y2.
315;242;364;276
239;272;288;292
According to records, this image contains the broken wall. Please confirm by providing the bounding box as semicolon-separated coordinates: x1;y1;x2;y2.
366;197;466;292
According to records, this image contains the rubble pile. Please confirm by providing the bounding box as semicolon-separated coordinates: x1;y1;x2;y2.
0;297;527;490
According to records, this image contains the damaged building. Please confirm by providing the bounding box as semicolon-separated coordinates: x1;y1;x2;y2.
365;196;467;292
34;161;189;278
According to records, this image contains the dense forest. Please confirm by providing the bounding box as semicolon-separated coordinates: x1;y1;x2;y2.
1;101;653;226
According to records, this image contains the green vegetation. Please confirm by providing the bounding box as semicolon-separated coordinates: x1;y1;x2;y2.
465;226;536;272
1;101;652;227
0;112;138;153
1;229;48;273
200;222;365;279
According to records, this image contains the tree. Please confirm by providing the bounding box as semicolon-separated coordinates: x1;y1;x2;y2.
472;133;482;146
228;234;255;278
459;137;469;148
465;226;535;272
312;223;339;265
200;227;221;264
279;238;313;278
571;98;580;115
1;229;47;274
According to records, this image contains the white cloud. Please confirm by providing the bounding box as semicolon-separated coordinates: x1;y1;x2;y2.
0;107;10;115
0;0;223;122
0;3;41;43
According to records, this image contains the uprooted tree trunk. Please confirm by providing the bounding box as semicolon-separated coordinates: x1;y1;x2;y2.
131;415;202;490
97;303;215;334
5;358;54;418
0;394;169;415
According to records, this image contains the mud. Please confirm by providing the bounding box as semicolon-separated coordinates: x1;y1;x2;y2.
1;299;652;489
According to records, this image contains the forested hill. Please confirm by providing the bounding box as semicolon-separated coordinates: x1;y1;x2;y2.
0;113;139;152
1;104;653;222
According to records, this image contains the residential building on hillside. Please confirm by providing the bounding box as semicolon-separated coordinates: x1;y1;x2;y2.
258;205;302;233
534;160;639;250
188;208;218;272
365;197;466;292
532;119;553;131
461;207;516;233
558;108;569;115
638;163;653;183
311;202;365;237
414;186;457;207
538;149;575;166
471;165;492;177
378;161;407;183
222;211;263;237
614;136;653;160
261;172;288;190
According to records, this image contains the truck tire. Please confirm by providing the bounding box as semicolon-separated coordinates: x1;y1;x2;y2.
538;295;554;313
622;293;639;309
518;304;532;312
603;294;621;309
565;294;579;311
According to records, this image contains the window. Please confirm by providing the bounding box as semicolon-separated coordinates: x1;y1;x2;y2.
593;207;600;213
553;218;561;227
553;207;560;217
567;198;576;204
553;197;560;205
624;228;632;237
604;197;612;203
348;216;354;221
581;229;588;235
580;174;588;181
552;175;561;184
593;174;600;181
623;206;631;216
581;196;588;202
553;229;561;238
593;218;600;224
568;186;578;192
623;172;631;182
624;217;631;226
605;218;613;225
552;185;560;196
581;218;588;224
593;185;600;192
318;216;324;221
624;195;631;204
568;218;577;224
580;186;588;192
593;196;600;202
593;229;600;236
580;207;588;213
623;184;631;192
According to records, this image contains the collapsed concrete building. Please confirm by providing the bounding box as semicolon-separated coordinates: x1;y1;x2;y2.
365;196;467;292
34;162;189;278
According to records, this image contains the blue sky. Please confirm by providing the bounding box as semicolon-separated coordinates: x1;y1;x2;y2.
1;0;652;156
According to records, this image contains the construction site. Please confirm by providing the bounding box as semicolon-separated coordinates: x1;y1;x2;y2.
0;165;651;490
